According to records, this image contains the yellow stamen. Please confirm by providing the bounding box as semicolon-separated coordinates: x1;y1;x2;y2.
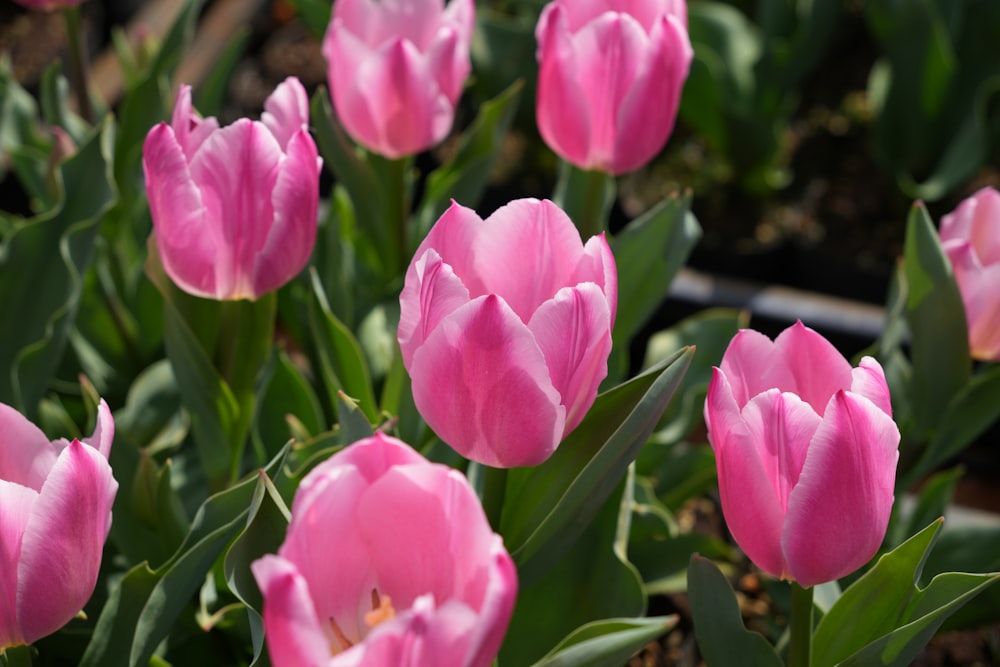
364;589;396;628
328;618;353;655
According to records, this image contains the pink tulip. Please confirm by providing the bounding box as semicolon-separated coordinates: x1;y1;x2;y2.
939;186;1000;361
398;199;617;468
252;433;516;667
0;400;117;649
535;0;693;175
322;0;475;159
142;77;321;301
704;322;900;587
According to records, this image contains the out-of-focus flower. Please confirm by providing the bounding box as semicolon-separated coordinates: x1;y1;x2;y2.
142;77;321;301
0;400;117;649
535;0;692;175
939;186;1000;361
398;199;617;468
252;433;516;667
10;0;84;10
322;0;475;158
704;321;900;587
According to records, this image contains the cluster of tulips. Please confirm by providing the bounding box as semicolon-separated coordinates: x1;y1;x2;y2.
3;0;1000;665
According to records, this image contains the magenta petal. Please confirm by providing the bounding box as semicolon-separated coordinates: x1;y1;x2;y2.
783;391;900;587
16;440;118;644
705;370;787;579
528;283;612;434
413;201;486;295
0;404;57;491
251;555;331;667
261;77;310;150
464;542;517;667
409;295;565;467
572;233;618;324
850;357;893;417
0;481;35;648
718;329;794;406
398;248;472;368
83;399;115;459
772;321;854;414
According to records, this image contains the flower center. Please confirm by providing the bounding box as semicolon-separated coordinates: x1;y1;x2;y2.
328;589;397;655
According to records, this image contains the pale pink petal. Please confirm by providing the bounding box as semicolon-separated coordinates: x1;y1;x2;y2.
705;370;786;579
424;27;468;104
82;399;115;459
409;295;565;467
16;440;118;643
464;542;517;667
572;233;618;324
783;391;900;587
772;321;854;414
0;403;57;491
261;77;311;150
718;329;795;407
947;241;1000;361
0;480;35;648
412;201;486;296
169;84;219;159
471;199;587;321
252;128;320;297
307;433;426;487
528;283;612;433
251;555;332;667
941;187;1000;265
398;248;472;368
850;357;893;417
442;0;475;44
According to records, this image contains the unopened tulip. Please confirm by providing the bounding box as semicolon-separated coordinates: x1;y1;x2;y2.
398;199;617;468
142;77;321;300
322;0;475;158
704;322;900;587
535;0;693;175
940;186;1000;361
0;400;117;649
252;433;516;667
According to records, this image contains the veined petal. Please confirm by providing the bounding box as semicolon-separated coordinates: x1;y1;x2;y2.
528;283;612;434
409;295;565;467
398;248;472;369
783;391;900;587
16;440;118;644
251;555;332;667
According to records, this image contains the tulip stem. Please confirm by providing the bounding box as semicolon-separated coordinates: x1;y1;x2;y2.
62;5;94;125
553;161;616;239
469;462;507;531
1;645;34;667
788;582;814;667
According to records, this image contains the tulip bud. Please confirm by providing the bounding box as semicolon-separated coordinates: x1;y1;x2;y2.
142;77;321;301
939;186;1000;361
0;400;117;650
535;0;693;175
398;199;617;468
321;0;475;158
704;321;900;587
252;433;517;667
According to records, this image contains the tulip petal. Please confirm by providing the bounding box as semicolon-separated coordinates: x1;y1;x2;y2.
947;241;1000;360
850;357;893;417
472;199;588;321
772;321;854;414
409;295;565;467
261;77;311;150
464;542;517;667
573;233;618;324
308;433;425;487
528;283;612;433
424;26;468;104
413;201;486;294
0;480;35;648
398;248;472;368
718;328;795;406
251;555;332;667
783;391;900;587
705;370;786;579
16;440;118;643
169;84;219;159
82;399;115;459
941;186;1000;265
0;403;57;491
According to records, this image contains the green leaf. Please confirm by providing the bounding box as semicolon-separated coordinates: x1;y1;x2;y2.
530;616;678;667
920;523;1000;631
502;346;693;582
336;391;376;446
551;162;615;240
0;117;117;414
890;466;962;548
813;519;1000;667
901;201;970;440
255;348;326;456
193;27;250;118
687;555;783;667
282;0;331;38
413;79;523;245
308;270;379;423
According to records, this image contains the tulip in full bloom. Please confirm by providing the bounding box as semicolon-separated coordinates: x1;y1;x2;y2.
322;0;475;158
535;0;693;175
252;433;516;667
704;322;900;587
398;199;617;468
143;77;321;300
939;186;1000;361
0;400;117;649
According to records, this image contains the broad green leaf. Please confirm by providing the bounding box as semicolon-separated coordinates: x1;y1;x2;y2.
336;392;376;446
0;117;116;414
920;523;1000;631
502;346;693;581
813;519;999;667
687;555;783;667
255;348;326;458
530;616;678;667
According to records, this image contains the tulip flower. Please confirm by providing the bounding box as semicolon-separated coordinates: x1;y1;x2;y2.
398;199;617;468
142;77;321;301
939;186;1000;361
322;0;475;158
535;0;693;175
0;400;117;649
252;433;516;667
704;322;900;587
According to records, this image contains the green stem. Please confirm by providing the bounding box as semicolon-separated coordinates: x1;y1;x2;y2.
788;582;814;667
552;161;616;239
62;5;94;124
468;462;508;532
1;645;34;667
